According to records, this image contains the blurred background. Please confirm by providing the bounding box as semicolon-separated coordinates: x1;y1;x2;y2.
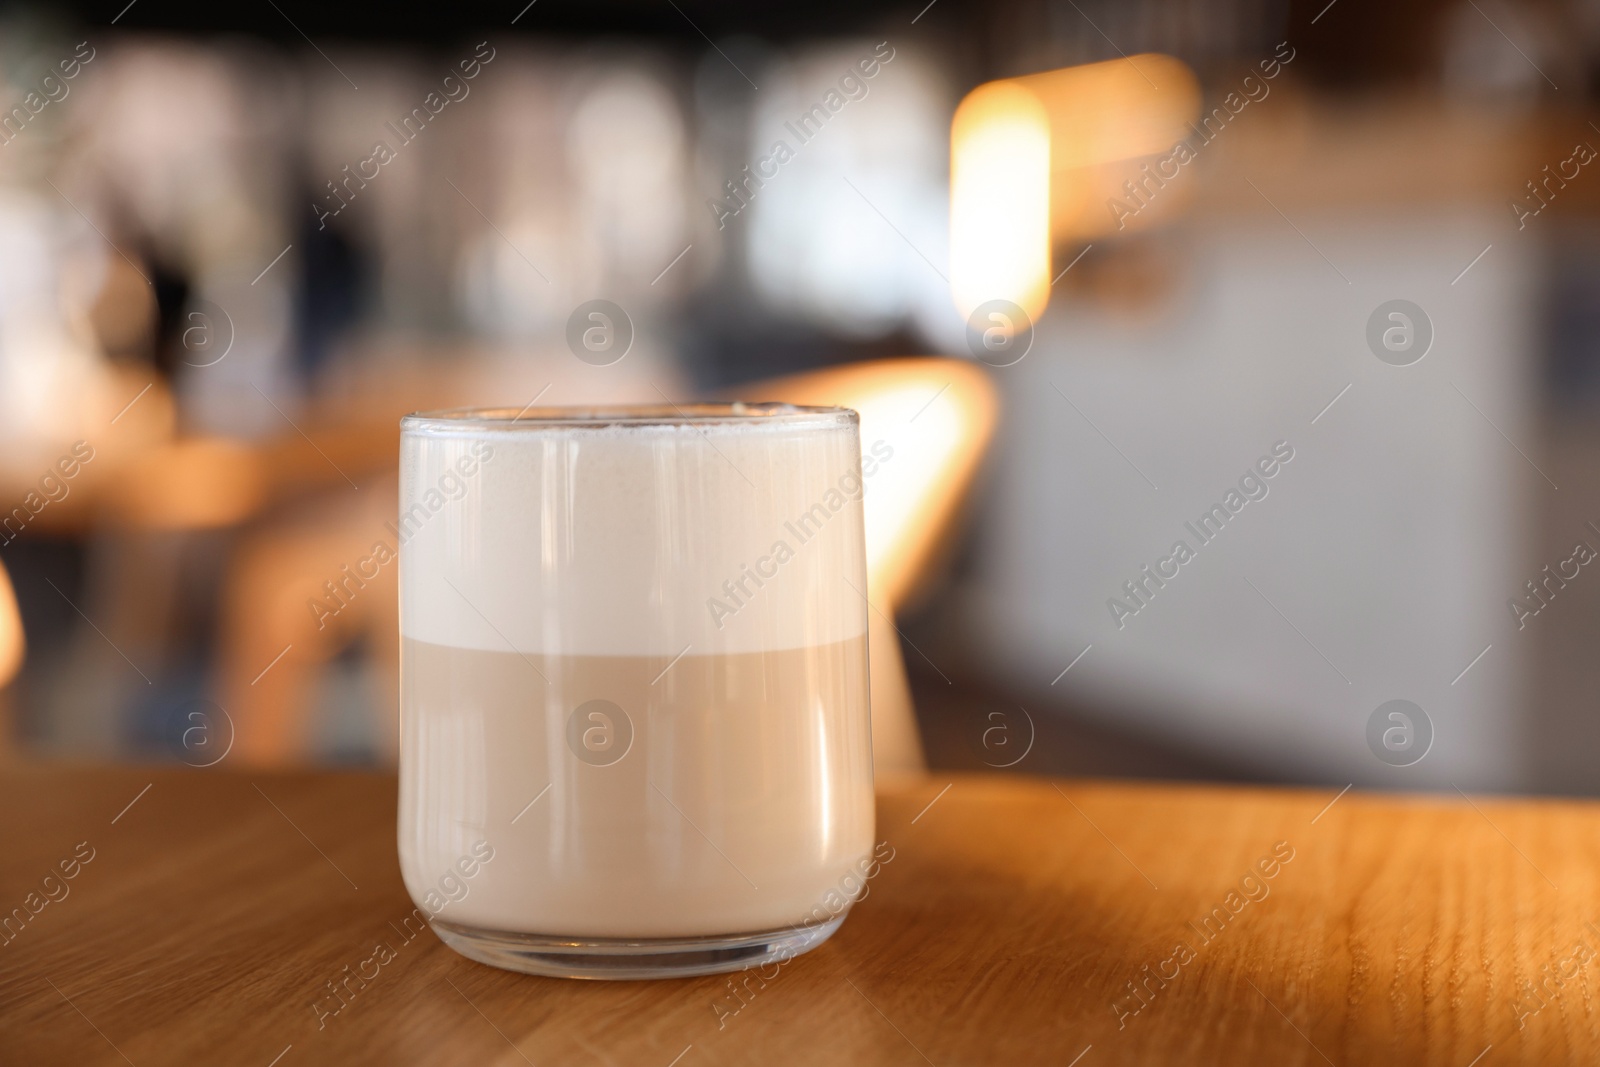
1;0;1597;793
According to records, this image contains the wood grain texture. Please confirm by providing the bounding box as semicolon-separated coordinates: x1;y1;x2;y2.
0;766;1595;1065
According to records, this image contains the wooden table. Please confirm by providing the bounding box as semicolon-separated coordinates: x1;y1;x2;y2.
1;766;1594;1065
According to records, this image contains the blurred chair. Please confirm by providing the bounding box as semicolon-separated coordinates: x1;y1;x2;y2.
739;357;999;779
220;356;998;776
219;481;400;766
55;401;402;760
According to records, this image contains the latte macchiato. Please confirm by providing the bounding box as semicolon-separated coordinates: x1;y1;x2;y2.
397;405;875;977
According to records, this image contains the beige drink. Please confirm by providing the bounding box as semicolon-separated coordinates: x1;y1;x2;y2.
399;636;872;936
397;404;876;977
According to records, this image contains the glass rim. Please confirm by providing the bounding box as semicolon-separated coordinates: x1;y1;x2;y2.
401;402;858;433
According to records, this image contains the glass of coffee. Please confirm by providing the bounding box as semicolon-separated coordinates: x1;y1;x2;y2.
397;404;876;979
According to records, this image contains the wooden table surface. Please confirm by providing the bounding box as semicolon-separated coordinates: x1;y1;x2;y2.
1;766;1596;1066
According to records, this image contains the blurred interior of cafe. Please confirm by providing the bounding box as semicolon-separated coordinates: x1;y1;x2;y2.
3;0;1599;795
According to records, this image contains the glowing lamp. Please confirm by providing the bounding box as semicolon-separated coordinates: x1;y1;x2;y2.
950;55;1200;318
950;81;1052;323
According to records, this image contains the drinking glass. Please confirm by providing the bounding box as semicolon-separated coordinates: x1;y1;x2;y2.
397;404;876;979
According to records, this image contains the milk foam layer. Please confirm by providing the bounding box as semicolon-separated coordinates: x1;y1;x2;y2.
399;413;867;657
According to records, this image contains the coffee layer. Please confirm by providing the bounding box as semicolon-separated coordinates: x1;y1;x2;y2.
398;636;876;937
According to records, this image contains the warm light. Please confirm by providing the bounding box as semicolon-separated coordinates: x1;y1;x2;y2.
1025;54;1201;241
0;560;23;689
950;55;1200;318
950;80;1051;323
1022;54;1200;171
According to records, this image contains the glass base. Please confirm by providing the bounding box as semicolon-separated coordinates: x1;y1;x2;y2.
429;913;848;980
